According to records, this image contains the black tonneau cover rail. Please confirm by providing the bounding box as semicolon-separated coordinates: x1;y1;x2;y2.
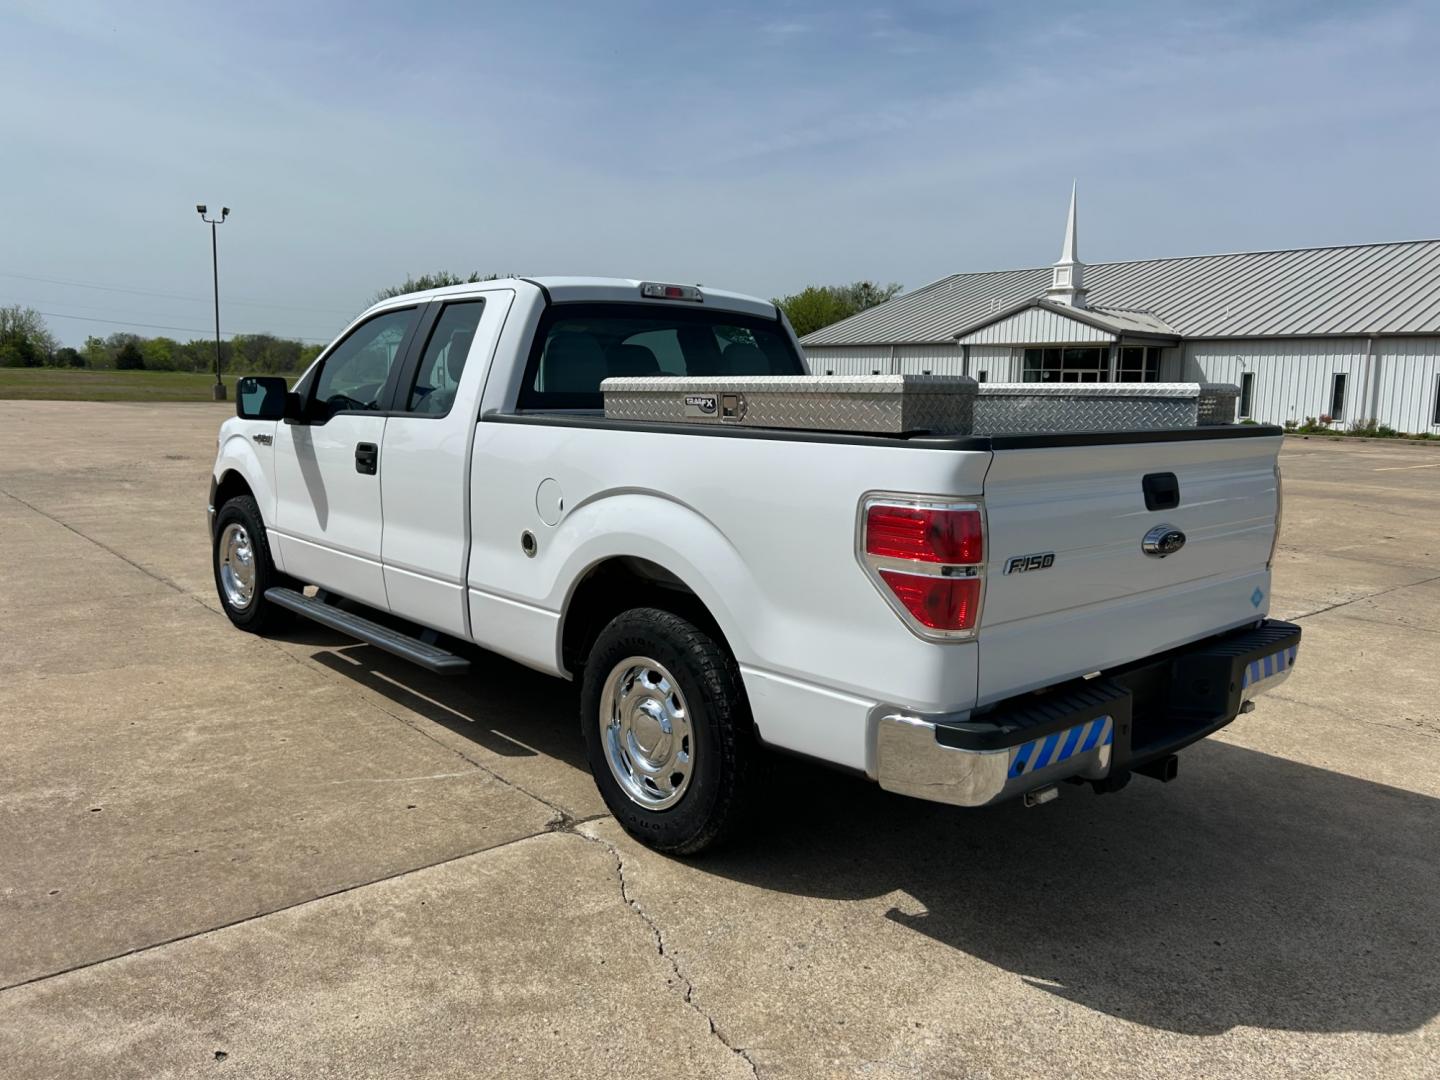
482;410;1283;451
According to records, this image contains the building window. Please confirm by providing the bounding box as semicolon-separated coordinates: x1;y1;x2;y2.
1023;347;1108;382
1239;372;1255;418
1024;345;1163;382
1117;345;1162;382
1330;372;1348;420
977;369;988;382
1434;374;1440;425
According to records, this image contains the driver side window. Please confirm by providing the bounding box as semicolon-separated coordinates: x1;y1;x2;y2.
313;307;418;415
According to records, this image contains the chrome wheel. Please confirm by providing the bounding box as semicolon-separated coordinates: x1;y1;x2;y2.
218;522;256;611
600;656;694;810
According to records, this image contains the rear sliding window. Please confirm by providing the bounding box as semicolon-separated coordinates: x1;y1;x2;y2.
517;303;803;411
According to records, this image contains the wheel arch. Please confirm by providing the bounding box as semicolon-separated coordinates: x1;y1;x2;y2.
211;430;277;528
560;555;736;678
212;468;256;515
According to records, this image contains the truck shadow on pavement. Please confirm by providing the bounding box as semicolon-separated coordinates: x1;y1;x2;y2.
699;741;1440;1038
285;633;1437;1038
293;634;588;769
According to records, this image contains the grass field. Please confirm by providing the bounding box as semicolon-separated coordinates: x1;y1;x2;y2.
0;368;255;402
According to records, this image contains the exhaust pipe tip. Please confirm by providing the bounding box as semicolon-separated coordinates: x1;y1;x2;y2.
1136;754;1179;783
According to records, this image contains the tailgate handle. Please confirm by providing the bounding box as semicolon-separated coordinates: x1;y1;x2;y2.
1143;472;1180;511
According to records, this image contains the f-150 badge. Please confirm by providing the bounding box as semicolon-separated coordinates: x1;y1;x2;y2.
1004;551;1055;574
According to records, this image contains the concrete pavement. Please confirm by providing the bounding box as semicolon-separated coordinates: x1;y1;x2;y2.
1;402;1437;1078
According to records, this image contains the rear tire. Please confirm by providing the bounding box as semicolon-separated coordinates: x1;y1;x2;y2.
581;608;758;855
212;495;292;633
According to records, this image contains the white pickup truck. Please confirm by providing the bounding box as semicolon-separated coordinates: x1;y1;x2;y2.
210;277;1300;853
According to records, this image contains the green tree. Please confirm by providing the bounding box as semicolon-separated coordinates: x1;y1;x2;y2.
54;346;84;368
114;341;146;370
371;271;505;305
140;336;180;371
0;305;57;367
82;335;111;368
772;281;903;338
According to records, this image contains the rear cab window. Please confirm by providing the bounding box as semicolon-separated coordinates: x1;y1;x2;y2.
517;303;803;412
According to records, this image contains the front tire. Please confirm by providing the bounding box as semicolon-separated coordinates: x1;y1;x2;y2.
212;495;291;633
581;608;758;855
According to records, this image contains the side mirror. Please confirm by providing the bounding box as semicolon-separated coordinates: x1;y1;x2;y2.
236;376;291;420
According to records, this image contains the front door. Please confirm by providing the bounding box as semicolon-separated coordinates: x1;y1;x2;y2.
272;305;421;609
380;293;510;636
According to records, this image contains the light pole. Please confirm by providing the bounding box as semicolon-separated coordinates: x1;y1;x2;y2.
195;204;230;401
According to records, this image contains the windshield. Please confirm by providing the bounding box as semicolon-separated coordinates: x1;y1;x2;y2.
518;302;803;411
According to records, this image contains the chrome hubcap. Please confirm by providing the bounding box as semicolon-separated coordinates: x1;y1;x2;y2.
218;522;256;611
600;656;694;810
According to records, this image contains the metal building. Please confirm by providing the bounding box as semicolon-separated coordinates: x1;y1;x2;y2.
800;187;1440;434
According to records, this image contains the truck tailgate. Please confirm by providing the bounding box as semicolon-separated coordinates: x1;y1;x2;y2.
977;432;1281;706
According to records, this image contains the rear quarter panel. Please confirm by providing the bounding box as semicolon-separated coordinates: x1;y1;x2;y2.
465;421;992;771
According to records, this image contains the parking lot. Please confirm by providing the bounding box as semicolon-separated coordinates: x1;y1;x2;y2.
1;400;1437;1079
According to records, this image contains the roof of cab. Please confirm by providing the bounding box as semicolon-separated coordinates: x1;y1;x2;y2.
365;276;777;321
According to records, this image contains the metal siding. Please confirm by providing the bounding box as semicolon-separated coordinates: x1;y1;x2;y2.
1184;338;1372;428
958;306;1114;346
802;345;894;376
1158;347;1184;381
975;345;1021;381
894;343;965;376
800;240;1440;346
1375;337;1440;434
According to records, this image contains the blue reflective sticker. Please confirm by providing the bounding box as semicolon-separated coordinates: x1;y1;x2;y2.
1058;723;1085;763
1009;742;1034;779
1031;732;1062;771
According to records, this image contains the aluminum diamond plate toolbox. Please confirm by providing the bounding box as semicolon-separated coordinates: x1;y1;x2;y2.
973;383;1239;433
601;374;979;435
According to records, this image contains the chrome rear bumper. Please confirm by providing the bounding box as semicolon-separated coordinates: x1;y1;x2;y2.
876;619;1301;808
877;710;1115;807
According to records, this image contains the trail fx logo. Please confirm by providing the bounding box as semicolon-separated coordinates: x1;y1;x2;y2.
683;394;718;418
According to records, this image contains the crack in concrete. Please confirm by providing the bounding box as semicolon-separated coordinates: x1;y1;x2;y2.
575;827;761;1080
1262;690;1440;743
1288;572;1440;623
0;487;212;612
0;829;554;996
1;489;756;1075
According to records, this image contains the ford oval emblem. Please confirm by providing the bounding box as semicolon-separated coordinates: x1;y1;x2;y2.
1142;524;1187;558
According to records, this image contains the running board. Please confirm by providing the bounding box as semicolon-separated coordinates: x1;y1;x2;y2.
264;587;471;674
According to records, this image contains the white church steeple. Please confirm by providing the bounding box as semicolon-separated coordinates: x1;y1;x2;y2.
1046;181;1088;308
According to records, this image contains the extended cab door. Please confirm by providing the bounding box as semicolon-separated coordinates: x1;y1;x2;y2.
272;305;423;609
379;291;513;637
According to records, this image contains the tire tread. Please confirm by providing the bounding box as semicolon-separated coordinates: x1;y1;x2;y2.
582;607;758;855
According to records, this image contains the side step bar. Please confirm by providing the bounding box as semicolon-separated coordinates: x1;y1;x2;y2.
264;587;471;674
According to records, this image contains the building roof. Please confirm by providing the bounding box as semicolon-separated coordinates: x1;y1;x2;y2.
953;299;1177;346
800;239;1440;346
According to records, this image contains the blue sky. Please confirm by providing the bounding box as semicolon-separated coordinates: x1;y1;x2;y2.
3;0;1439;346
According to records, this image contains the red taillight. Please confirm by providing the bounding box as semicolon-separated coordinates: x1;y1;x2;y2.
878;571;980;631
865;505;983;564
861;498;985;639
